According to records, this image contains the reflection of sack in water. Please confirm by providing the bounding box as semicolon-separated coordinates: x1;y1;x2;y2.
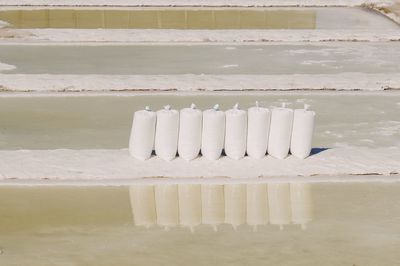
128;183;313;231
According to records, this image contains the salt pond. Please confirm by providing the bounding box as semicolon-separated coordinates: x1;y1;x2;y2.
0;182;399;265
0;7;397;30
0;94;399;149
0;4;398;266
1;43;400;75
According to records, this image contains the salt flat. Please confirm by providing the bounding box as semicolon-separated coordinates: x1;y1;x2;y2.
0;148;398;181
6;28;398;43
1;73;399;92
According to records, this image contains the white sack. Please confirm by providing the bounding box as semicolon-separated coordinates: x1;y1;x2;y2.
225;104;247;160
201;105;225;160
247;102;271;159
268;104;294;159
128;107;156;160
178;104;202;161
155;105;179;161
290;104;315;159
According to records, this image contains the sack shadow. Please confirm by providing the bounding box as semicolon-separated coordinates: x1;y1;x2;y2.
310;147;331;156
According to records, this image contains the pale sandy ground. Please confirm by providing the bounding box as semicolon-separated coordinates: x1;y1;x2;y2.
368;1;400;23
392;1;400;13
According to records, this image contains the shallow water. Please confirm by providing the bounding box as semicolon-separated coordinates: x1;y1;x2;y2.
0;94;399;150
1;43;400;75
0;182;399;265
0;8;316;29
0;7;396;30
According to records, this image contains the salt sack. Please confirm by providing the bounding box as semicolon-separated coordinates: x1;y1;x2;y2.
225;103;247;160
290;104;315;159
201;105;225;160
155;105;179;161
178;104;202;161
247;102;271;159
128;106;156;160
268;104;294;159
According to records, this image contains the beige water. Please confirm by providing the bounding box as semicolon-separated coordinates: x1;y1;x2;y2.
0;7;397;30
0;182;399;265
0;8;317;29
0;94;399;150
2;43;400;75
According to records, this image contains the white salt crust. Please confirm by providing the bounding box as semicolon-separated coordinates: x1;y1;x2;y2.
0;62;16;71
0;147;398;181
2;29;400;43
1;73;399;92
